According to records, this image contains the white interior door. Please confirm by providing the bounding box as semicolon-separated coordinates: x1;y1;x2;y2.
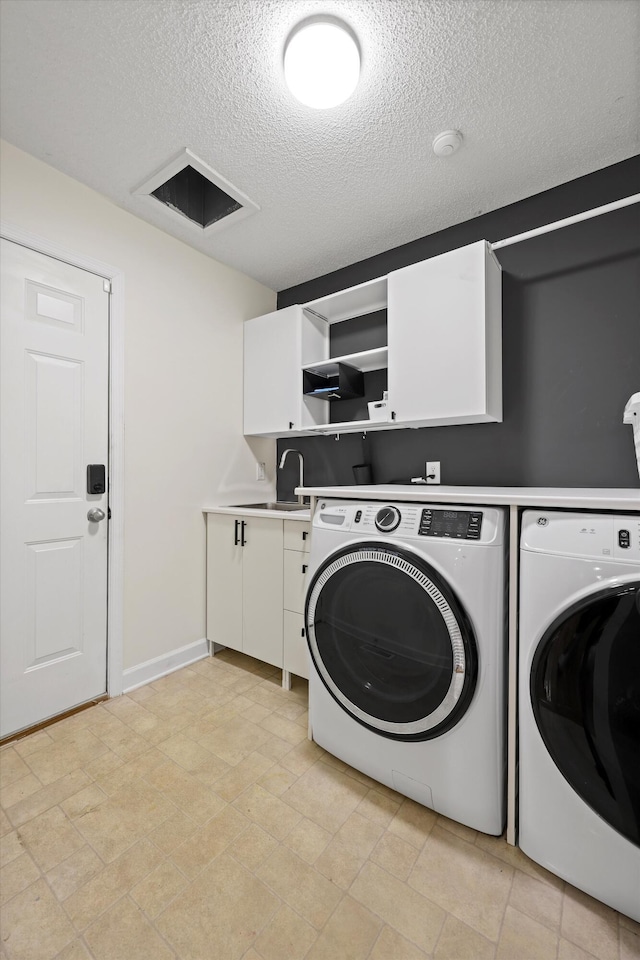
1;238;110;737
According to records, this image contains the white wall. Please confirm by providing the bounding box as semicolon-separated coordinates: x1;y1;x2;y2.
0;140;277;671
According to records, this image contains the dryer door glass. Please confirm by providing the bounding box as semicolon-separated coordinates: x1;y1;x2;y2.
305;543;478;741
531;581;640;847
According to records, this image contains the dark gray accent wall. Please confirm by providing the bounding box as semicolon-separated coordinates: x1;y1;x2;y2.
276;157;640;499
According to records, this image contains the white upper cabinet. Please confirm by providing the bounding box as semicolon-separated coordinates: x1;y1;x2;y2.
387;240;502;426
243;241;502;437
243;305;327;435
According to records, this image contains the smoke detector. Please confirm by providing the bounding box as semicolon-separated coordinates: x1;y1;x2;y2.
433;130;463;157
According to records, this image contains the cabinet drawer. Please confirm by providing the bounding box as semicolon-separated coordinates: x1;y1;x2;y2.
284;520;310;553
284;611;309;680
283;549;309;614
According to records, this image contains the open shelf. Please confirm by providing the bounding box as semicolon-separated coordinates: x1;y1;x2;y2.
302;347;388;377
302;277;387;325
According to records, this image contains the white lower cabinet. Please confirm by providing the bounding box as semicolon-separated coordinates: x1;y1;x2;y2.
283;519;311;681
206;513;284;669
284;611;309;681
206;514;311;680
283;549;308;614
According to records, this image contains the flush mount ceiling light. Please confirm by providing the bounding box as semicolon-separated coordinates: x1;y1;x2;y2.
284;16;360;109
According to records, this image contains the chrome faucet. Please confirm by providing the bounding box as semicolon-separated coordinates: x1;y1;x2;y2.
279;448;305;504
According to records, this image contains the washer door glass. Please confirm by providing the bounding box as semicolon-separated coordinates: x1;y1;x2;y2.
531;581;640;847
305;543;478;741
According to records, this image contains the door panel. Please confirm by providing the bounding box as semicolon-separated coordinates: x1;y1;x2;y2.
1;239;109;737
26;279;85;331
26;351;83;498
26;538;84;666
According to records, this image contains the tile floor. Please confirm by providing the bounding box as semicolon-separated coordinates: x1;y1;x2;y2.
1;650;638;960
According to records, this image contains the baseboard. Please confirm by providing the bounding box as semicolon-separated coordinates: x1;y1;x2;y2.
122;638;210;693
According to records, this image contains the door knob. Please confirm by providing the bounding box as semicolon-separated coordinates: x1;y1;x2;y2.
87;507;106;523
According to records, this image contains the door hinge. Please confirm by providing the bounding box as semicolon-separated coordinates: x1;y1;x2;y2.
103;279;112;293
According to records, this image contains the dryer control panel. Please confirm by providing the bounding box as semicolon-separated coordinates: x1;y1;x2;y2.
521;511;640;562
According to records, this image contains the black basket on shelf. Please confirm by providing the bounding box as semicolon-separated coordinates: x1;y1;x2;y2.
303;362;364;401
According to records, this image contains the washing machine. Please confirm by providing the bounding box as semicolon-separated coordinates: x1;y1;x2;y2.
304;498;507;835
518;510;640;921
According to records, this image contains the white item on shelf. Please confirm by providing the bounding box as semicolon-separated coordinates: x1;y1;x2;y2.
623;392;640;480
368;391;389;422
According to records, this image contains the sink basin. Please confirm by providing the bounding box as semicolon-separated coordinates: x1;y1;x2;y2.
230;501;308;512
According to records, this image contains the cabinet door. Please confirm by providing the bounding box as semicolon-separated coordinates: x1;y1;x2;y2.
244;305;328;436
283;549;308;615
242;516;284;668
284;611;309;680
244;305;302;436
206;514;243;651
387;240;502;426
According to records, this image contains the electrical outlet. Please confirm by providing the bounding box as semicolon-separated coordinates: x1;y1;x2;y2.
256;461;266;481
426;461;440;484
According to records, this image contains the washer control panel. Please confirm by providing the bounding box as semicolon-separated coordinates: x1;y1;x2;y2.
314;500;502;545
419;508;483;540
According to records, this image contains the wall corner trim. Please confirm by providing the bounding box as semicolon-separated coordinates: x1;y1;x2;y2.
122;638;209;693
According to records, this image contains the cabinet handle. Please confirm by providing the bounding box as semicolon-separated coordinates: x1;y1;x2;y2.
240;520;246;546
302;564;308;574
289;421;294;429
391;410;396;420
234;519;240;545
301;628;305;638
302;531;308;541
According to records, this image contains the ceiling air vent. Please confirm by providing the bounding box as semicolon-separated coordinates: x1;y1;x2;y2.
133;148;259;235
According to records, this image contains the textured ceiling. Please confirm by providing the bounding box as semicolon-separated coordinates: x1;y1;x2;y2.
0;0;638;291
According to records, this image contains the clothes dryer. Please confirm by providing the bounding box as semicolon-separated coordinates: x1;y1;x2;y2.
519;510;640;921
304;499;507;835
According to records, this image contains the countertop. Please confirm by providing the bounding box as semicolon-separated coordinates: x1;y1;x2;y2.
203;486;639;520
294;485;640;511
203;504;311;521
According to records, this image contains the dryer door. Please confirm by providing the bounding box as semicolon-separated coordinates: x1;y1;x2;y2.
305;542;478;741
531;580;640;847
